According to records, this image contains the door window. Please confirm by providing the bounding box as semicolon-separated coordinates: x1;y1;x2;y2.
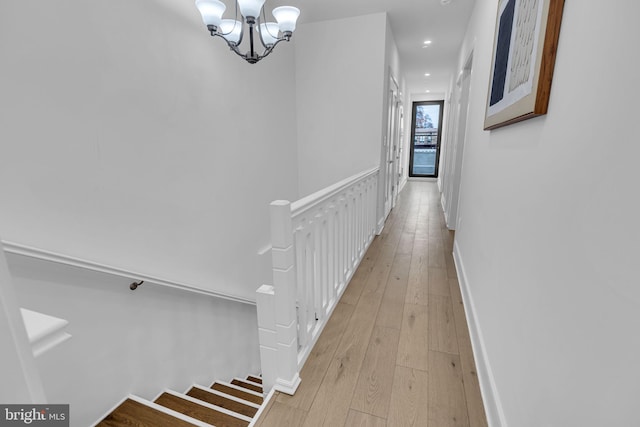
409;101;444;177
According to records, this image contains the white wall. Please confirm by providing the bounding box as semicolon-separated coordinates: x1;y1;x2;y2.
452;1;640;426
0;0;299;302
0;251;46;404
8;253;260;427
294;13;388;197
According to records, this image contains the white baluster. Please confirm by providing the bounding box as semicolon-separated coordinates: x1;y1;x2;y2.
327;203;338;302
294;224;308;351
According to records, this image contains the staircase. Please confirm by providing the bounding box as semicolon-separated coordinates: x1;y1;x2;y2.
96;375;264;427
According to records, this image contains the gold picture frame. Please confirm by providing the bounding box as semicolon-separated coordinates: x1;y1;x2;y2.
484;0;565;130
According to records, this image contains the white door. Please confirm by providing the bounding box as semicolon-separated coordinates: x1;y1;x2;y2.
384;77;400;218
443;53;473;229
392;103;403;208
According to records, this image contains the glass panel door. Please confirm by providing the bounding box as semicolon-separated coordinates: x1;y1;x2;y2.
409;100;444;177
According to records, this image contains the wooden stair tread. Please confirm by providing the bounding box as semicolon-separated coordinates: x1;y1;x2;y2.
246;375;262;384
155;392;248;427
231;378;263;393
96;398;200;427
187;387;258;418
211;383;263;405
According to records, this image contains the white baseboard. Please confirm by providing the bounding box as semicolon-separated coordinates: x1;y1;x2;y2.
440;193;452;230
398;177;408;193
407;177;437;182
452;241;506;427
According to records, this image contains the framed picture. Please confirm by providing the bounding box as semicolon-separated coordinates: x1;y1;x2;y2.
484;0;565;130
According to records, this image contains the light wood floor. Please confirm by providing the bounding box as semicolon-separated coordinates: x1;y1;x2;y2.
255;181;488;427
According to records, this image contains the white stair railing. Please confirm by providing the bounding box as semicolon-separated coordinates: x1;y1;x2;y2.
257;167;379;395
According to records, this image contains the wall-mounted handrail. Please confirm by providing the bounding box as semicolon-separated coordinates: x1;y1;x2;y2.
1;241;255;306
257;167;380;395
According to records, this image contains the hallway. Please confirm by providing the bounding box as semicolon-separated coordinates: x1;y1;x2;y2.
255;181;488;426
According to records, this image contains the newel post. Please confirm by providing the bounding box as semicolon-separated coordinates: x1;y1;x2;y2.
269;200;301;394
256;284;277;395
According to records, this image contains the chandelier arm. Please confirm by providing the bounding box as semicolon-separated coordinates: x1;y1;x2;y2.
228;42;246;58
237;20;245;47
254;36;289;61
256;8;269;49
211;33;245;58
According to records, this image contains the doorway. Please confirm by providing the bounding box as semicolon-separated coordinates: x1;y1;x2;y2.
409;100;444;178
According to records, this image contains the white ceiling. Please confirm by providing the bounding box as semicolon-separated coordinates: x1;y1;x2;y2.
271;0;477;96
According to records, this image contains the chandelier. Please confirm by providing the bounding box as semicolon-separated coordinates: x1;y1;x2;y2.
195;0;300;64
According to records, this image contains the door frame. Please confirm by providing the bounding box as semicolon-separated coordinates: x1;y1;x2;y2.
408;100;445;178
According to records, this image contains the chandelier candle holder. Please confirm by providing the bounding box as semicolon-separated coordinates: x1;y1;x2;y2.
195;0;300;64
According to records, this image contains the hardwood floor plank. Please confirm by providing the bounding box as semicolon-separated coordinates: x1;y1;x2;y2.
251;392;279;427
211;383;263;405
350;326;400;418
97;398;198;427
344;410;387;427
397;231;416;255
428;351;469;427
247;375;262;384
341;238;383;306
360;244;396;299
186;387;258;418
155;392;248;427
375;253;411;329
231;379;263;393
396;303;429;371
428;238;446;268
405;239;429;306
254;400;308;427
276;302;355;411
302;291;383;427
428;267;450;297
387;366;429;427
428;294;459;355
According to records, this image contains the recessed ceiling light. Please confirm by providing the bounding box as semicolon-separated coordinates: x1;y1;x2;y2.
425;90;431;93
424;73;431;77
423;40;432;45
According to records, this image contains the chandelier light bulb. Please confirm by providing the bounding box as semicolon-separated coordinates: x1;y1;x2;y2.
195;0;226;27
259;22;280;46
272;6;300;33
237;0;266;19
219;19;242;44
